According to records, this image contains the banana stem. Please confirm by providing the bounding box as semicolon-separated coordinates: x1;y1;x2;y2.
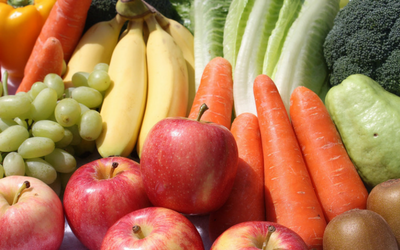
116;0;155;19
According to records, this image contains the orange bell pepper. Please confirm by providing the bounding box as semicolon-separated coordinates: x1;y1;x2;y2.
0;0;56;79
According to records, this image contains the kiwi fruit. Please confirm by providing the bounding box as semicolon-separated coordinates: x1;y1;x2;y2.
367;178;400;247
323;209;398;250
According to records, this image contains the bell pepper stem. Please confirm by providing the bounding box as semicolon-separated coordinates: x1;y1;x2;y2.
1;71;8;96
7;0;34;8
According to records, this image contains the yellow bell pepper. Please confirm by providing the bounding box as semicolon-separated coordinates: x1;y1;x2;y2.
0;0;56;79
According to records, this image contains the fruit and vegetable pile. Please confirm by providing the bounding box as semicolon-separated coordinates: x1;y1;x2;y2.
1;0;400;249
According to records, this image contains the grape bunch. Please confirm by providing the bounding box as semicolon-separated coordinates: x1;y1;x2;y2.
0;63;111;192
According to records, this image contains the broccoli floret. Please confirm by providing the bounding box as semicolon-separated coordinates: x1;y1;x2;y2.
323;0;400;96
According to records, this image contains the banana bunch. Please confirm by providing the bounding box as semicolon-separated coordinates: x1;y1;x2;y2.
93;12;195;158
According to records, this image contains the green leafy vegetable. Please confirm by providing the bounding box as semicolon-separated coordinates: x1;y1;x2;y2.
272;0;340;113
191;0;232;91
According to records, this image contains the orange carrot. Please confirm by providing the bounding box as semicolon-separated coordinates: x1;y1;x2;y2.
289;86;368;222
253;74;327;250
23;0;92;77
208;112;265;242
188;57;233;129
17;37;64;93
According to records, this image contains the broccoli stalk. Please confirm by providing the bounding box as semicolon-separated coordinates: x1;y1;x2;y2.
323;0;400;96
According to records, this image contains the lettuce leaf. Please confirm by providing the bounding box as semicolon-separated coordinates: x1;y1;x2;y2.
191;0;232;91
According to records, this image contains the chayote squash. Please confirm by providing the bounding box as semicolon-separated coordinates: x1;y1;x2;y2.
325;74;400;188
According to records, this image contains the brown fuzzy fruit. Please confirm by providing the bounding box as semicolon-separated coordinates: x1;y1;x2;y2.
367;178;400;247
323;209;398;250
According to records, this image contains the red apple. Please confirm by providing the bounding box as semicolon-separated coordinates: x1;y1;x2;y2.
101;206;205;250
63;156;152;250
0;175;64;249
211;221;309;250
140;104;239;215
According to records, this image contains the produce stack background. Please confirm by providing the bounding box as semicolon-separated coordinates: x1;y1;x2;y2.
1;0;400;249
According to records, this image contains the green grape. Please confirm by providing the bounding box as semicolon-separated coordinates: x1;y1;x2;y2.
79;103;90;117
16;91;33;102
31;82;47;99
71;86;103;109
44;73;65;99
25;158;57;184
88;70;111;92
13;117;29;129
45;148;76;173
93;63;109;72
66;125;81;146
64;87;75;98
0;118;18;132
0;125;30;152
55;98;81;127
54;128;73;148
0;164;3;178
78;110;103;141
32;120;65;142
0;94;31;119
3;152;25;176
71;72;89;87
18;137;55;159
31;87;58;121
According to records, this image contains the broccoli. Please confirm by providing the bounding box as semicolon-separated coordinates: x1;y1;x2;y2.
323;0;400;96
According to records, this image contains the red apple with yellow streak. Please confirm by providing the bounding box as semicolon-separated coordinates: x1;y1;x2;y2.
0;176;64;249
140;104;239;215
101;207;205;250
211;221;309;250
63;156;152;250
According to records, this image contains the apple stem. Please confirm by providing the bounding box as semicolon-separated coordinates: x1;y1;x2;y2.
12;181;30;205
195;103;209;122
109;162;119;178
262;225;276;250
132;225;145;239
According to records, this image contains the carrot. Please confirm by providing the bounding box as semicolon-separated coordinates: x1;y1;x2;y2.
289;86;368;222
253;74;326;250
23;0;92;77
188;57;233;129
17;37;64;93
208;112;265;242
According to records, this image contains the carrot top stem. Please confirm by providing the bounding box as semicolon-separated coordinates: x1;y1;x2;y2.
116;0;154;19
196;103;209;122
12;181;30;205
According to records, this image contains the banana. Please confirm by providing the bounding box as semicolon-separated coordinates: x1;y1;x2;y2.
63;14;126;88
156;13;195;115
96;19;147;158
136;14;189;157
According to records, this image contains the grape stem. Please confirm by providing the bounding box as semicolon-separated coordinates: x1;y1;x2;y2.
1;70;9;96
12;181;30;205
25;119;34;131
